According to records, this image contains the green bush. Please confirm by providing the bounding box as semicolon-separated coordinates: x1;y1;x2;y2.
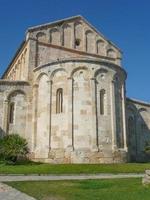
0;134;28;164
144;141;150;155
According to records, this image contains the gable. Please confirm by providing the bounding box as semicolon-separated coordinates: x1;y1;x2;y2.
26;16;121;60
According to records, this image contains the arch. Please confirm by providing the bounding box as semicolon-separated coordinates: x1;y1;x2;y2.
85;30;95;53
96;40;105;54
7;89;26;101
127;104;138;117
73;65;92;149
74;22;83;50
50;68;68;80
56;88;63;113
128;116;136;135
107;49;116;58
138;107;147;113
36;32;47;42
113;73;120;82
127;114;137;161
6;89;27;136
49;28;60;45
138;108;150;129
35;72;49;84
70;66;90;78
94;68;108;78
62;24;72;48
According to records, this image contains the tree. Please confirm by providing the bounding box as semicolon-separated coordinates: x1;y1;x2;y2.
0;134;28;164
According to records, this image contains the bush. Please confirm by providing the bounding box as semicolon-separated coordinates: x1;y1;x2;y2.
0;134;28;164
144;141;150;155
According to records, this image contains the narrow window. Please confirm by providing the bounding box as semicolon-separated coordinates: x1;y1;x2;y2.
56;88;63;113
100;89;105;115
9;102;15;123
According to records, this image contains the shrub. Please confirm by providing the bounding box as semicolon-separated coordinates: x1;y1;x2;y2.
0;134;28;164
144;141;150;155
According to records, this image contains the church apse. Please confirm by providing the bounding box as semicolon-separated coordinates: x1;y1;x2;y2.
0;16;150;163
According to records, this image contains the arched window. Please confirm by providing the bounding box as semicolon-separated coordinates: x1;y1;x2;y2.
100;89;105;115
56;88;63;113
9;102;15;124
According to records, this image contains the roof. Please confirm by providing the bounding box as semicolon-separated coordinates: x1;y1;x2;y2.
126;97;150;107
1;40;26;79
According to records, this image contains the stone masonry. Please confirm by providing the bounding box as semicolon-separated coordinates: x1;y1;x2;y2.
0;15;150;163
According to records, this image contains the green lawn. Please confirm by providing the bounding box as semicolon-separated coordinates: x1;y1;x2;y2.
0;163;150;174
7;178;150;200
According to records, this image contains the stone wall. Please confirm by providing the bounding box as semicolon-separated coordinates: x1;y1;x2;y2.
2;16;150;164
0;80;32;148
126;98;150;162
32;59;127;163
27;16;121;67
3;43;30;81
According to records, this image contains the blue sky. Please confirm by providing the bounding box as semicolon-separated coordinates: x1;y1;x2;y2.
0;0;150;101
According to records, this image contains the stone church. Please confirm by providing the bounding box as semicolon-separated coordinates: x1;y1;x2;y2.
0;15;150;163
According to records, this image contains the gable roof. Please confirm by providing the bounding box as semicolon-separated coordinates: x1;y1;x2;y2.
27;15;122;52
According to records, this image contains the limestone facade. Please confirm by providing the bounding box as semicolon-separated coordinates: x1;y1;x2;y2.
0;15;149;163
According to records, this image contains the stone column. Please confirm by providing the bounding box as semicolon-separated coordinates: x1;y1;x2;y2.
47;80;52;151
32;83;38;151
121;83;127;151
110;80;117;150
67;77;74;150
2;99;9;134
90;78;98;151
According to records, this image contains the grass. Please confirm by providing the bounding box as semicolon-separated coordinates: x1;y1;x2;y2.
0;162;150;174
7;178;150;200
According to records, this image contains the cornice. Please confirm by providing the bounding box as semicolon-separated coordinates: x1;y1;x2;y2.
33;57;127;79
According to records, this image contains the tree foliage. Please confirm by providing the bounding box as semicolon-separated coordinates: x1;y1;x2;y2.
0;134;28;164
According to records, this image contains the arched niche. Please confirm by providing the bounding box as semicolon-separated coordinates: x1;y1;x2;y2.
51;69;69;149
95;68;108;83
85;30;95;54
113;74;124;148
7;90;27;137
51;69;68;114
49;28;60;45
127;113;138;162
94;68;111;148
72;68;92;149
35;72;49;85
63;24;72;48
36;74;49;158
138;108;150;130
107;49;116;58
96;40;105;55
74;22;83;50
36;32;47;43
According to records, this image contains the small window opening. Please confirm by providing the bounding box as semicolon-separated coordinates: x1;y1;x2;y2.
100;89;105;115
75;38;81;46
9;102;15;124
56;88;63;113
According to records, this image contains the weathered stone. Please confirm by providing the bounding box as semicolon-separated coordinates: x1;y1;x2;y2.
0;16;149;163
142;170;150;185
